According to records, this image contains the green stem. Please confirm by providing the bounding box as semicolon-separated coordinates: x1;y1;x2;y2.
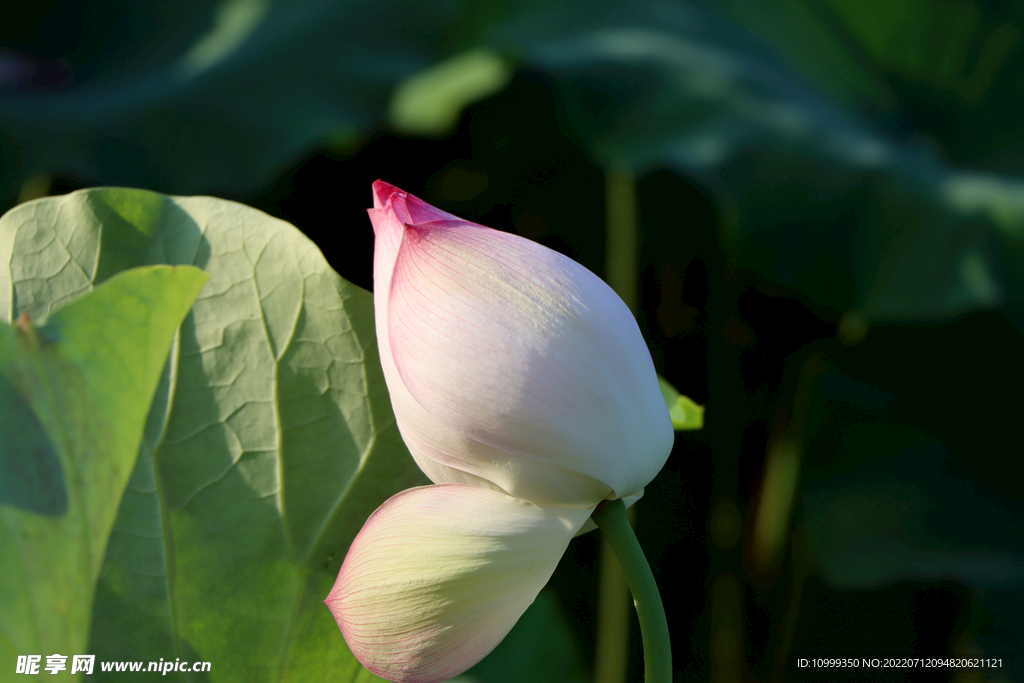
591;499;672;683
594;535;631;683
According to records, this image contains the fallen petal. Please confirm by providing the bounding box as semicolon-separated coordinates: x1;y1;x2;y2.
325;484;592;683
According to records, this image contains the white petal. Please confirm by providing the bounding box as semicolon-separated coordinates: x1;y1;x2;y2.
325;485;592;683
378;196;672;505
397;392;615;506
371;187;615;505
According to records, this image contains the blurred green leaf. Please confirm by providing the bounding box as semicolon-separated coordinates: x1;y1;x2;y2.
389;48;513;136
717;0;1024;168
707;0;1024;325
0;0;475;202
799;361;1024;668
802;423;1022;586
684;0;897;111
497;0;1012;325
4;0;1024;329
0;264;206;675
658;375;704;431
1;188;426;681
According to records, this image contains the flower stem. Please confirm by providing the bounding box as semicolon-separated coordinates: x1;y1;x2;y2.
591;499;672;683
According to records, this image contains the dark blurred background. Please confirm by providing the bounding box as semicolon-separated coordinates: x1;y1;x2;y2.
3;0;1023;681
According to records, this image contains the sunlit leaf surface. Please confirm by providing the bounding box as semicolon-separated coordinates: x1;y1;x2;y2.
0;263;206;672
1;188;426;681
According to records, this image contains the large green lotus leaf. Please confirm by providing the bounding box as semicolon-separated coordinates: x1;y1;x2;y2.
686;0;1024;165
689;0;1024;325
0;264;207;677
714;0;1024;169
0;188;427;681
496;0;1013;325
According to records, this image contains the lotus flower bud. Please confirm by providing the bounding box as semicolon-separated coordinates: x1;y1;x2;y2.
369;181;673;508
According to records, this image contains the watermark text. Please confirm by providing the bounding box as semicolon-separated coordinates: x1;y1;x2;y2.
16;655;211;675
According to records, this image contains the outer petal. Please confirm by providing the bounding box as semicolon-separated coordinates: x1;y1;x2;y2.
371;186;538;501
369;183;673;506
325;484;592;683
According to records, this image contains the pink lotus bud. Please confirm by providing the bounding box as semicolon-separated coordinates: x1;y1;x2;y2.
369;181;673;508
